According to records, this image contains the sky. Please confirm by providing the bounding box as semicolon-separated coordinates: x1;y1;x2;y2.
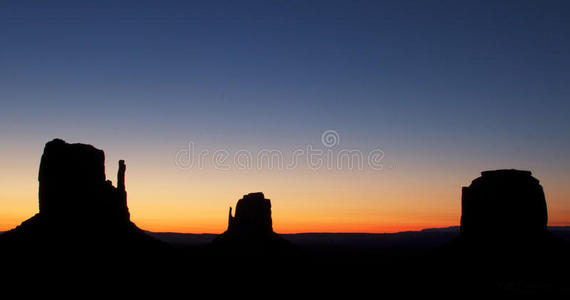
1;0;569;233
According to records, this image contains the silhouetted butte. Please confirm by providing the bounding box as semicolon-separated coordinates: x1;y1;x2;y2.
450;169;564;258
211;192;293;254
0;139;162;252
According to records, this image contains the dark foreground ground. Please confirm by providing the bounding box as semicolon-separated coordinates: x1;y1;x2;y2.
1;227;569;296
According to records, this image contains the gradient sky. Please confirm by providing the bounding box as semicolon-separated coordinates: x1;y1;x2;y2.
1;0;570;233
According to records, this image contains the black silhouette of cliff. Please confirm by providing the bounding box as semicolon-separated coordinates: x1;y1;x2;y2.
211;192;293;254
446;169;565;258
425;169;570;295
0;139;162;252
461;169;548;238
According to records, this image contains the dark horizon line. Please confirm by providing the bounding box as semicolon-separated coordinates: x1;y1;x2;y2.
3;225;570;236
139;225;570;236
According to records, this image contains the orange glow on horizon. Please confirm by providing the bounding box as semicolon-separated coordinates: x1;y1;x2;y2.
1;146;570;234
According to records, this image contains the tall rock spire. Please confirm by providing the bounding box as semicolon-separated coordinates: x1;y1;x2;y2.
118;160;126;192
116;159;130;221
228;206;234;230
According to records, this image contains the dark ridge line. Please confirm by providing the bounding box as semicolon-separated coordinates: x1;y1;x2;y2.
144;225;570;236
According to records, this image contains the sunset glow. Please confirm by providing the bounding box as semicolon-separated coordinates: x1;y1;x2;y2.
1;1;570;234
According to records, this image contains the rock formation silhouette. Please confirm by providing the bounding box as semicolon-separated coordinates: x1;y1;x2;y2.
211;192;293;254
0;139;162;253
461;169;548;239
428;169;570;295
228;192;273;234
449;169;565;258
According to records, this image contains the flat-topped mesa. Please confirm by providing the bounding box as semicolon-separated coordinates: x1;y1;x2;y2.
212;192;292;253
460;169;548;239
38;138;130;224
39;139;105;217
227;192;273;234
0;138;163;252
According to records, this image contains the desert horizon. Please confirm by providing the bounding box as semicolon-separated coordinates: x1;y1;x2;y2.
2;137;569;234
1;1;569;294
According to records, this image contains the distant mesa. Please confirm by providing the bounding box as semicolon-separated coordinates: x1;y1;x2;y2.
211;192;293;254
452;169;565;257
38;138;130;224
460;169;548;239
0;139;162;251
228;192;273;235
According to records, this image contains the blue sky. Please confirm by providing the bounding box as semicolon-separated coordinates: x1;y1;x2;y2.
2;1;569;144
